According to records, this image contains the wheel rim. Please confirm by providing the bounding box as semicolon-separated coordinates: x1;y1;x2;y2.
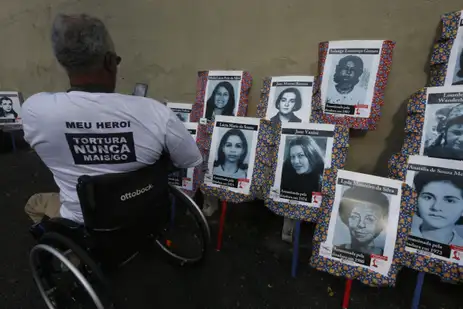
155;186;210;263
30;244;105;309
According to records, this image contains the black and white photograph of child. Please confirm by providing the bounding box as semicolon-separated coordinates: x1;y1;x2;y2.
321;41;382;118
166;102;193;123
422;88;463;161
279;136;325;202
203;72;242;120
332;186;390;255
265;76;313;125
0;92;21;124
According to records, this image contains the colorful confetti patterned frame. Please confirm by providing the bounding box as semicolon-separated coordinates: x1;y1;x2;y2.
263;124;350;222
190;71;253;123
256;77;272;118
428;10;462;87
309;182;417;287
199;119;275;203
310;40;395;130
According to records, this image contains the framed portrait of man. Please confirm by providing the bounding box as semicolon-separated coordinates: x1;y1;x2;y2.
264;76;314;125
168;122;198;191
204;115;260;195
420;86;463;161
166;102;193;123
270;122;334;207
0;91;22;126
320;41;383;119
317;170;403;277
405;155;463;265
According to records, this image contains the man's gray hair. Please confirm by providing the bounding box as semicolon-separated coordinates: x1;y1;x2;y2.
51;13;114;73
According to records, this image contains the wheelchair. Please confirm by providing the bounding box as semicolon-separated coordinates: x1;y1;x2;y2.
28;156;211;309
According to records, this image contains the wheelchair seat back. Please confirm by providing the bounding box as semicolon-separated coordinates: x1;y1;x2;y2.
76;154;172;267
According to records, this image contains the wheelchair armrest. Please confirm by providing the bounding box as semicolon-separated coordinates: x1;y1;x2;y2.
29;217;83;241
47;217;82;229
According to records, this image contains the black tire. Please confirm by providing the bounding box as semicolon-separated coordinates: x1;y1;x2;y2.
33;232;114;309
154;185;211;266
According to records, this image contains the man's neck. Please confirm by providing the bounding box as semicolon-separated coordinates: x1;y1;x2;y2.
335;83;355;95
68;72;115;93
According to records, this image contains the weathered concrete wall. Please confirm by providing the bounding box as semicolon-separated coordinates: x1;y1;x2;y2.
1;0;460;174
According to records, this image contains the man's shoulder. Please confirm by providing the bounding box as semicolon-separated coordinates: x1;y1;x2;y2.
23;92;57;107
110;93;170;114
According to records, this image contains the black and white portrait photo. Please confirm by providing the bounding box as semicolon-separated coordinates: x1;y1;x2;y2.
445;22;463;86
0;92;21;125
421;87;463;161
319;170;402;275
265;76;314;125
271;123;334;206
321;41;382;118
168;123;198;191
205;116;259;195
203;71;243;121
405;156;463;263
166;102;193;123
332;186;390;256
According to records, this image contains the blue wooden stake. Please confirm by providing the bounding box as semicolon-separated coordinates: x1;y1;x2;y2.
291;220;301;278
411;272;425;309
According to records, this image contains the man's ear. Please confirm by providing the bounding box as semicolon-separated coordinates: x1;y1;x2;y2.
103;52;117;74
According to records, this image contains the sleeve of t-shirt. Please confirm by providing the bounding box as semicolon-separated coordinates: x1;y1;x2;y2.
165;111;203;168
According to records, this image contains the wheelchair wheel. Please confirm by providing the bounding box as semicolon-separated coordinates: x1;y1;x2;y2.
154;185;211;266
30;232;114;309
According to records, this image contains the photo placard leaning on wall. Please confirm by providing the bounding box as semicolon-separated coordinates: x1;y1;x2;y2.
202;116;260;196
190;70;252;124
428;10;463;87
311;40;395;130
263;122;349;222
256;76;314;125
402;155;463;282
0;91;22;126
168;123;200;194
310;170;416;286
166;102;193;123
389;85;463;181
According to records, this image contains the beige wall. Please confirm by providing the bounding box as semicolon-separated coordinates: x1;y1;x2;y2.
1;0;461;174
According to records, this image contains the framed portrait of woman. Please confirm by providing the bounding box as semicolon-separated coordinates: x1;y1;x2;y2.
0;91;22;127
310;170;415;286
258;76;314;125
311;40;395;130
166;102;193;123
270;123;334;206
190;70;252;124
203;115;260;195
168;123;199;193
402;155;463;280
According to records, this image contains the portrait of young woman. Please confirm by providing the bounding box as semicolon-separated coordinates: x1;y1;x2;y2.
410;171;463;246
269;87;303;125
279;136;325;201
204;81;237;120
212;128;250;179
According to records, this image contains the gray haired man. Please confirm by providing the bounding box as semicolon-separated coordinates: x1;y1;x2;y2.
22;14;202;224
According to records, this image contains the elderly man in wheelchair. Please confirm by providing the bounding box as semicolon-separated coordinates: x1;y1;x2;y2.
21;13;210;309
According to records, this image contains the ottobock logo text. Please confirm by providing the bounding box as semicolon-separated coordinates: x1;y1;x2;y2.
120;184;154;201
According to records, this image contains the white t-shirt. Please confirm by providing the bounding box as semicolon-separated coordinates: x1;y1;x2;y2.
22;91;203;223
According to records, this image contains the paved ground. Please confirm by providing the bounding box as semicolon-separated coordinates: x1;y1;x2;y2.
0;133;462;309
